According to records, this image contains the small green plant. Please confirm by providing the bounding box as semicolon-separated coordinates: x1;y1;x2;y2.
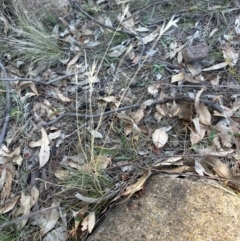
0;215;18;241
152;63;165;75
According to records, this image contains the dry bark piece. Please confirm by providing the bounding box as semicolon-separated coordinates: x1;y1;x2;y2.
182;44;209;63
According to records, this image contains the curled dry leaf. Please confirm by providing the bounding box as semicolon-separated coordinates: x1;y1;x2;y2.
108;44;128;57
160;166;193;174
0;195;20;214
121;171;151;197
171;72;185;83
195;88;211;125
41;203;60;236
147;83;161;95
198;146;234;157
195;161;206;176
119;9;134;31
81;212;96;233
214;119;233;148
141;26;161;44
39;128;50;169
202;62;228;71
93;155;111;170
222;46;239;67
98;96;117;103
202;156;231;179
235;15;240;34
15;81;39;96
0;167;6;190
190;127;206;145
130;108;145;125
152;128;169;149
154;156;182;166
87;127;103;139
15;191;31;229
55;88;71;102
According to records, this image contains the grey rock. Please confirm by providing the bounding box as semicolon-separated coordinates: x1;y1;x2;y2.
182;44;209;63
88;175;240;241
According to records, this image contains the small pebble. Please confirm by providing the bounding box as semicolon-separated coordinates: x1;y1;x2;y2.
182;44;209;63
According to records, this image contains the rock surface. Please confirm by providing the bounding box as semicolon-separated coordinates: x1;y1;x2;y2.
88;175;240;241
182;44;209;63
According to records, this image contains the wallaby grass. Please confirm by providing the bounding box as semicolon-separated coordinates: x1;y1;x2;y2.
0;2;65;71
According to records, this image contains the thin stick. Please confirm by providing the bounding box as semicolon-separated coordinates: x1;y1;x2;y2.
0;205;59;229
0;72;77;86
0;63;11;147
42;96;223;127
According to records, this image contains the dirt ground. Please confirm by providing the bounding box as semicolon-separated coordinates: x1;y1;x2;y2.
1;0;240;240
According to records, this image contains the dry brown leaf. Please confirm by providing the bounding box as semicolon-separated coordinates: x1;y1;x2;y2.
66;52;82;73
160;166;193;173
15;81;39;96
30;187;39;207
124;124;133;136
165;101;179;117
152;128;169;149
156;104;166;116
235;15;240;34
205;74;220;85
222;46;239;67
195;88;211;125
141;26;161;44
153;112;163;122
121;171;151;196
130;108;145;125
39;128;50;169
195;161;206;176
98;96;117;103
87;127;103;139
81;212;96;233
20;92;36;104
198;146;234;156
140;99;154;109
108;44;128;57
48;130;61;141
119;9;134;31
115;0;132;4
202;156;231;179
171;72;185;83
0;195;20;214
54;168;69;180
214;119;233;148
15;191;31;229
93;155;111;170
154;156;182;166
165;41;186;59
190;127;206;145
40;203;60;236
55;88;71;102
213;104;240;117
0;167;6;190
202;62;228;71
147;83;161;95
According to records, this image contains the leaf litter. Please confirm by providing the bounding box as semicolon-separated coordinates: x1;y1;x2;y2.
1;0;240;240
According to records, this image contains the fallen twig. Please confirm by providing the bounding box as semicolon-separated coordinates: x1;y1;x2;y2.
0;205;59;229
0;72;77;86
0;62;11;148
42;96;223;127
